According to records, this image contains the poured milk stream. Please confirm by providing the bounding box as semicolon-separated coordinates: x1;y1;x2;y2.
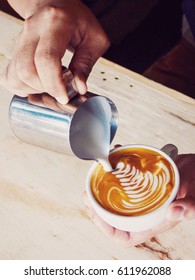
98;157;113;172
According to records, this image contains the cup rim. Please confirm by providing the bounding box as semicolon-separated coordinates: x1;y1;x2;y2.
86;144;180;220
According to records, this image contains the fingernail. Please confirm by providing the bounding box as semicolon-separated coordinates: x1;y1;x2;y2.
167;206;185;221
74;76;87;95
56;96;68;105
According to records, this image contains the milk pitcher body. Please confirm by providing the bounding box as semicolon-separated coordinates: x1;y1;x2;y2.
9;68;118;159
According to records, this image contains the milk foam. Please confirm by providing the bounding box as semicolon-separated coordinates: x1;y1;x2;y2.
98;157;113;172
111;161;170;211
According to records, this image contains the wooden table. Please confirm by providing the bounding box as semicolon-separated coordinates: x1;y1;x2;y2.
0;11;195;260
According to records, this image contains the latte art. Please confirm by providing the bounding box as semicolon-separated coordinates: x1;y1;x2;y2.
91;147;175;216
111;161;170;214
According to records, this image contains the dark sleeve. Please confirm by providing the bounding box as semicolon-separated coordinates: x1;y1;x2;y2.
83;0;159;43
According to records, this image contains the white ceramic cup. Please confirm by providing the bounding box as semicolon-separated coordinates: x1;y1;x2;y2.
86;144;180;232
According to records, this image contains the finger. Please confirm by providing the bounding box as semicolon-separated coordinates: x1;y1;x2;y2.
34;14;73;104
42;93;67;112
88;208;160;247
28;94;44;106
15;25;43;92
69;30;110;94
1;63;42;96
166;205;185;221
91;212;115;238
1;30;42;96
35;44;68;104
28;93;68;113
167;196;195;221
73;72;88;95
69;46;97;95
85;206;132;247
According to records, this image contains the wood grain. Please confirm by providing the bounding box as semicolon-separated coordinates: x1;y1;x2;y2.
0;11;195;260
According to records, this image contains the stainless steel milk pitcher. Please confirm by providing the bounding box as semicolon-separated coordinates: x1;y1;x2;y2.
9;67;118;159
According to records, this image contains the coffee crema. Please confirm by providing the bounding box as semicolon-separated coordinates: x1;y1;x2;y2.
90;147;175;216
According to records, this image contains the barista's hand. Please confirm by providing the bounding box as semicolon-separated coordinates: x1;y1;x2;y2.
0;0;110;104
83;154;195;246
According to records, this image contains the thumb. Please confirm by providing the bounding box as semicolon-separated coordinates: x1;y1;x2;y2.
69;35;110;95
69;46;93;95
69;45;95;94
166;196;195;222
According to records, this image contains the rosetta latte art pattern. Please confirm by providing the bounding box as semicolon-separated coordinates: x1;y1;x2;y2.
91;148;175;216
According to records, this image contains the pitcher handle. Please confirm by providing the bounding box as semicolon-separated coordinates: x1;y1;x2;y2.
62;66;79;100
